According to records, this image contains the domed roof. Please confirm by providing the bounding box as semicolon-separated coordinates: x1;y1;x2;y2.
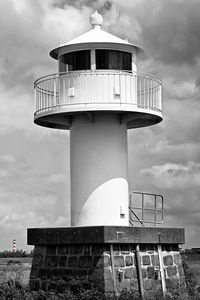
50;11;142;59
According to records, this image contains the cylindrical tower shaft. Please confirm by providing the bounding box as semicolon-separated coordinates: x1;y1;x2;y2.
70;113;129;226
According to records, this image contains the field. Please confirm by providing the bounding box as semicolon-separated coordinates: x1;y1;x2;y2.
0;257;32;285
184;252;200;285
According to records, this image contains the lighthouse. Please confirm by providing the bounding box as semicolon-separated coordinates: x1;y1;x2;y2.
28;11;185;298
34;11;162;227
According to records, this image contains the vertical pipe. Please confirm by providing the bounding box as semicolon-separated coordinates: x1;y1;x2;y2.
110;244;118;299
135;245;145;300
158;244;166;297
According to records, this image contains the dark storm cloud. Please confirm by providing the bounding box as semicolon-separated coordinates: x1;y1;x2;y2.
0;0;50;91
135;0;200;65
52;0;112;13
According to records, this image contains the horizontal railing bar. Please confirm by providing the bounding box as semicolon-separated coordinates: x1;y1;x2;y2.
131;191;163;199
34;102;162;116
130;220;164;224
34;70;161;85
130;208;163;212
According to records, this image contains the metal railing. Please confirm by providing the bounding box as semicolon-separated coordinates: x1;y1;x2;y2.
34;70;162;116
129;191;164;227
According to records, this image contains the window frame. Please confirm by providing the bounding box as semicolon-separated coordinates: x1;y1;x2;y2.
95;49;132;71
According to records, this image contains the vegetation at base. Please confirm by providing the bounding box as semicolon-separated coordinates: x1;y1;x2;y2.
0;250;33;258
0;280;30;300
0;251;199;299
181;252;199;299
0;277;199;300
0;280;141;300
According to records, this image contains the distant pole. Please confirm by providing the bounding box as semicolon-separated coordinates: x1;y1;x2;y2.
13;240;16;252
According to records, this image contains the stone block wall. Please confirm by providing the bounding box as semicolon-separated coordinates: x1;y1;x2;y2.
161;245;187;296
139;244;187;298
30;243;187;298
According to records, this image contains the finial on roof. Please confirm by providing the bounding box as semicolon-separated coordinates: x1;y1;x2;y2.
90;10;103;29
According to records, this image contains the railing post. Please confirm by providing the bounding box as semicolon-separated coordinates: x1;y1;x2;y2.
38;90;42;109
154;195;157;227
142;193;144;226
147;75;149;108
162;196;164;223
34;86;37;112
159;82;162;111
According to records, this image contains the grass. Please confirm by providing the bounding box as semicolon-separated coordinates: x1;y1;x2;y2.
0;254;199;299
0;257;32;286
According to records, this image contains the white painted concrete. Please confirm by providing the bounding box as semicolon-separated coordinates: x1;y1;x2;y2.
70;113;129;226
34;11;163;228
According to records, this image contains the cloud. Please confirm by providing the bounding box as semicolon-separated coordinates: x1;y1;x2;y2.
141;161;200;189
46;173;67;183
52;0;112;12
0;154;16;164
165;79;198;100
133;0;200;65
0;170;10;178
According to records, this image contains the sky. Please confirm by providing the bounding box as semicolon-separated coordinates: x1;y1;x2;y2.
0;0;200;251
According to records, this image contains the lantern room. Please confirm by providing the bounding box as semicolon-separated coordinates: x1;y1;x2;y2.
34;11;162;130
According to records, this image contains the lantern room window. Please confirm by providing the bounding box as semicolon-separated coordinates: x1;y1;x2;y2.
95;50;132;71
61;50;91;71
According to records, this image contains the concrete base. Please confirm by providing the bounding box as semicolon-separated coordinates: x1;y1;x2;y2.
27;226;187;298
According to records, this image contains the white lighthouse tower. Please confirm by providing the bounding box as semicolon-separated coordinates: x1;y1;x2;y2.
34;11;162;227
29;12;187;298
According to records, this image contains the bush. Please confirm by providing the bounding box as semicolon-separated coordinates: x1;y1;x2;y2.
0;250;33;258
0;279;29;300
0;279;142;300
181;253;200;300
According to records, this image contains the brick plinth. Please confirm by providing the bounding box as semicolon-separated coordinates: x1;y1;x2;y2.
28;226;186;298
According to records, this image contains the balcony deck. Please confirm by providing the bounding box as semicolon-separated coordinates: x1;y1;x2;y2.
34;70;162;129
